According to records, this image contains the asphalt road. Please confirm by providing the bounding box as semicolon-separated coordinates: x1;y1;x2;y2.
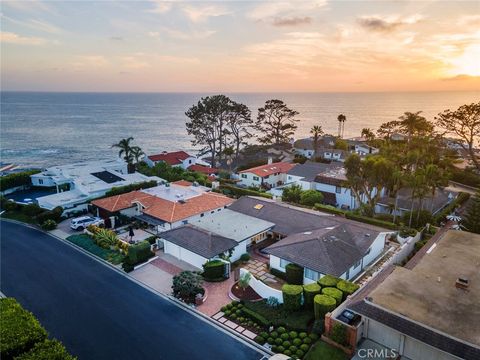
0;220;267;360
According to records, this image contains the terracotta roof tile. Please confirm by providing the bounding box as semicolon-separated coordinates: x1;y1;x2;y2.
239;162;296;177
187;164;218;175
147;151;191;165
91;191;156;212
171;180;193;187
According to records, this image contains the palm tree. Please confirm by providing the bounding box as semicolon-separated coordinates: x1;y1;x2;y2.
310;125;324;159
337;114;346;138
112;137;135;172
391;169;404;224
131;146;145;164
361;128;375;142
424;164;447;214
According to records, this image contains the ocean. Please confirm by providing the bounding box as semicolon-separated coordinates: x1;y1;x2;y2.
1;91;478;168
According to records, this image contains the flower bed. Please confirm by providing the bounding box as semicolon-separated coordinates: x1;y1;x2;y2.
255;326;319;359
231;282;262;301
65;234;124;265
220;301;264;334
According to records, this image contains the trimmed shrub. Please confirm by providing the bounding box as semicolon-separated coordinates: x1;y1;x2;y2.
299;332;307;339
271;331;279;339
283;349;291;356
0;298;48;359
145;235;157;245
241;307;270;327
309;333;319;341
292;338;302;346
345;212;398;230
296;349;304;358
312;319;325;335
282;341;291;348
123;240;153;270
300;190;324;207
277;326;286;334
202;260;225;281
289;345;298;353
36;207;63;224
254;336;265;345
267;337;274;344
282;284;303;312
318;275;340;288
336;280;360;300
171;271;204;304
40;220;57;231
280;333;290;341
289;331;298;339
314;203;347;216
0;170;40;191
277;346;285;353
303;337;312;345
285;263;304;285
270;268;287;280
219;184;272;199
321;287;343;305
240;253;251;262
330;323;348;346
275;338;283;346
313;294;336;319
300;344;309;352
22;204;43;217
303;283;321;309
15;339;75;360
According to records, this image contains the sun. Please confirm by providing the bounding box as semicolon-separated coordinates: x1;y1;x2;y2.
449;44;480;77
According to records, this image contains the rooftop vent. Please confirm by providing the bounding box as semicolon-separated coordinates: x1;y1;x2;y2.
303;231;312;235
455;277;469;290
254;204;264;210
365;233;371;237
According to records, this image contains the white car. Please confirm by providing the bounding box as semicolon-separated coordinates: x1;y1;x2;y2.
70;216;104;231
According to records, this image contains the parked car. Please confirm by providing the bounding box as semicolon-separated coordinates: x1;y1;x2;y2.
70;216;104;231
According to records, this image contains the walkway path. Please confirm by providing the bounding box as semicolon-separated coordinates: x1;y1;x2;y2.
198;276;235;316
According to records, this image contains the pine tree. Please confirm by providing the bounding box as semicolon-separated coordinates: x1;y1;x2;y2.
463;190;480;234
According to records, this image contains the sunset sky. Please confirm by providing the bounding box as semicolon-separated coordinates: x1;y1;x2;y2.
1;0;479;92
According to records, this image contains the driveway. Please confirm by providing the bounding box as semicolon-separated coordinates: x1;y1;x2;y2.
0;220;268;360
130;263;173;294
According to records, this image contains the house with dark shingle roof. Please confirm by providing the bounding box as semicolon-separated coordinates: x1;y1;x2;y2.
228;196;391;283
343;230;480;360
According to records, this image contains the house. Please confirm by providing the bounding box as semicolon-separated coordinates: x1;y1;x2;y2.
345;230;480;360
30;159;162;211
315;148;348;162
159;226;238;269
192;209;275;261
237;160;296;188
265;224;385;283
145;151;197;169
293;136;336;158
375;187;457;217
187;164;219;178
91;184;233;231
228;197;390;283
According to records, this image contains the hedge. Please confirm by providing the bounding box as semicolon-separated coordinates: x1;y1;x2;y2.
285;263;304;285
36;207;63;224
434;192;470;225
105;180;158;197
122;240;153;272
0;298;48;359
345;213;398;230
321;287;343;305
15;340;75;360
282;284;303;312
202;260;225;281
241;307;271;327
318;275;340;288
270;268;287;280
313;294;336;320
0;170;40;192
314;203;347;216
336;280;360;300
218;184;272;199
303;283;321;309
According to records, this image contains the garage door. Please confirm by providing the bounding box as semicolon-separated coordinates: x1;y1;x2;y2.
164;241;206;269
367;320;401;351
404;336;459;360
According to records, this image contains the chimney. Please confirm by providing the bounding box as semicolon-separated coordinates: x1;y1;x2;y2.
268;157;273;165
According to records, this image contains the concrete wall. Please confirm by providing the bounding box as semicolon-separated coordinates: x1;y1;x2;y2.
239;268;283;303
230;241;247;262
238;172;287;188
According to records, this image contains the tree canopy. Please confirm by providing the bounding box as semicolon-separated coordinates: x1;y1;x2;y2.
255;99;299;144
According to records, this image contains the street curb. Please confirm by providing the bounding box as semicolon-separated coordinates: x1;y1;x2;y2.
0;219;271;358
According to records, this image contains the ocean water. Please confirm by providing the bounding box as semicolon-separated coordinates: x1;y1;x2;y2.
1;91;478;168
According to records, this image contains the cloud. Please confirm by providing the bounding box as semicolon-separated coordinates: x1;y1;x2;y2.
273;16;312;27
110;36;124;41
357;14;423;33
2;0;56;14
0;31;47;45
247;1;326;22
147;1;174;14
182;4;231;23
441;74;480;81
2;15;62;34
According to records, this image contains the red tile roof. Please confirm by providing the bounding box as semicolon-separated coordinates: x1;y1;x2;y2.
171;180;193;187
147;151;191;165
188;164;218;175
239;162;296;177
91;191;156;212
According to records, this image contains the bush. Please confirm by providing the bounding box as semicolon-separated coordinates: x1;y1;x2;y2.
282;184;303;204
336;280;360;300
321;287;343;305
41;220;57;231
300;190;324;207
434;192;470;225
275;338;283;346
123;240;153;270
282;284;303;312
240;253;251;262
401;209;433;229
282;340;291;348
171;271;204;303
289;345;297;353
300;344;309;352
285;263;304;285
289;331;298;339
303;283;321;309
93;228;118;249
15;339;75;360
299;332;307;339
270;268;287;280
0;170;40;191
318;275;340;288
0;298;48;359
312;319;325;335
219;184;272;199
271;331;279;338
145;235;157;245
296;349;305;358
313;294;336;319
254;336;265;345
2;200;19;212
277;346;285;353
202;260;226;281
241;307;270;327
314;203;347;216
36;207;63;224
330;323;347;346
399;227;417;238
345;212;398;230
277;326;286;334
293;338;302;346
22;204;43;217
303;337;312;345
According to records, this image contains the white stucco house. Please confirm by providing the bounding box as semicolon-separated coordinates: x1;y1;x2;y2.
30;159;162;211
237;161;296;189
145;151;197;170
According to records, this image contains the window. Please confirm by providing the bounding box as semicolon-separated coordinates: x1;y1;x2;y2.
241;174;247;179
345;269;350;280
288;176;292;181
253;176;259;181
264;175;270;179
200;213;204;217
335;186;341;194
280;259;290;269
305;268;319;281
182;220;188;225
38;179;44;184
211;211;215;214
354;259;361;268
188;159;192;164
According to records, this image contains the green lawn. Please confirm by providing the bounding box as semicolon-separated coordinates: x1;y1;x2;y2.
66;234;124;265
305;341;347;360
0;210;36;224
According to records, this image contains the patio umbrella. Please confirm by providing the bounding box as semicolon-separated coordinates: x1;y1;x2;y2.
446;214;462;222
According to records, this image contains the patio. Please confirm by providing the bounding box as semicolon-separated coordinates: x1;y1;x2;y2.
117;228;154;244
242;259;284;290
